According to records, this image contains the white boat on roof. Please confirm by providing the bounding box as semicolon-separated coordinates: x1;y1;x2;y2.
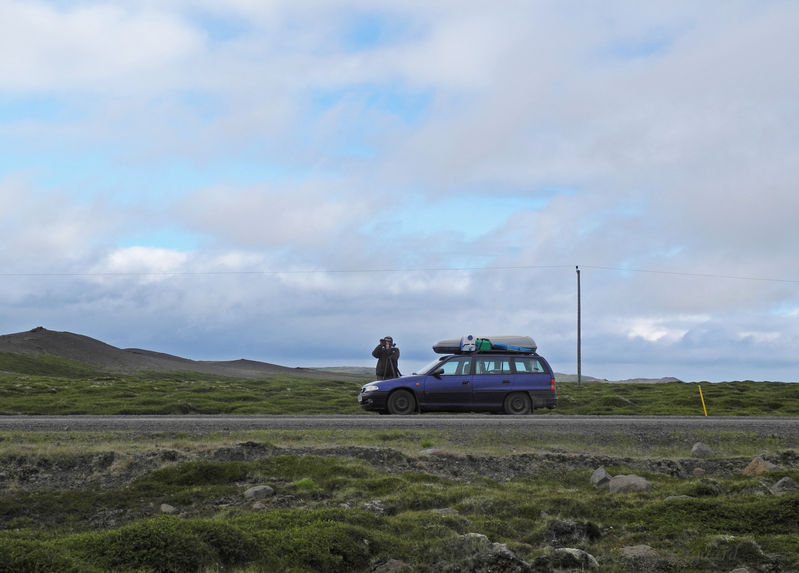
432;335;537;355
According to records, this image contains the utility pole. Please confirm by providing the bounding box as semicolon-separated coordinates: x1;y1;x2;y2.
576;265;582;387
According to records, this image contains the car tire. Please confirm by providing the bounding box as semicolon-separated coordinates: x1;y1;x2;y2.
387;389;416;415
503;392;532;415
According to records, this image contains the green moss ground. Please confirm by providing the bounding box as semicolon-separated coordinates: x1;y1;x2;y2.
2;353;798;416
1;353;798;571
1;451;798;572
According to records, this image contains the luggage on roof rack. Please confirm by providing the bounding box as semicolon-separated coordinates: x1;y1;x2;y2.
432;335;537;355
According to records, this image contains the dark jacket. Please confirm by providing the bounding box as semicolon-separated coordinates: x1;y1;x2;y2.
372;344;401;379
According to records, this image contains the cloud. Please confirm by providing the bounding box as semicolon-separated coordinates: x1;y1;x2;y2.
0;1;202;92
1;1;798;381
177;181;373;251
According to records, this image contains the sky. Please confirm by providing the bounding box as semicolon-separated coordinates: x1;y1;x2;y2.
1;0;798;382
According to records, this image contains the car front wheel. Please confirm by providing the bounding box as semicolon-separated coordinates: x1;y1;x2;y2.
387;389;416;415
503;392;532;415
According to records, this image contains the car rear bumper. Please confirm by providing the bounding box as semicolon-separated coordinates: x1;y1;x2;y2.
531;391;557;409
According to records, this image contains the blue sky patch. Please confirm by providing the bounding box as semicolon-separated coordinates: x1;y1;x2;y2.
0;95;73;123
606;30;673;60
340;11;420;52
387;192;549;242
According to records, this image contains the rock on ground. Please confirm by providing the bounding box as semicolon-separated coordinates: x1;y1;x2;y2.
609;474;652;493
590;466;612;488
743;456;777;476
691;442;714;458
620;544;672;572
544;519;601;547
771;476;799;495
243;485;275;500
435;533;533;573
549;548;600;570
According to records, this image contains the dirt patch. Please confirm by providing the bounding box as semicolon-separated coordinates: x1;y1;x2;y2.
3;443;798;491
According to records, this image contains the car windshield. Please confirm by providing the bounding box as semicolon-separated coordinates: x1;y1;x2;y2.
413;357;447;375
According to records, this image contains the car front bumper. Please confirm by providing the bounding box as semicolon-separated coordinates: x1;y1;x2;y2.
357;390;388;411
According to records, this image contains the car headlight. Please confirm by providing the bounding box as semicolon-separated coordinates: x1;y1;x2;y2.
362;384;380;393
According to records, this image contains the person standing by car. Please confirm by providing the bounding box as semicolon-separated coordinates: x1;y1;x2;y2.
372;336;401;379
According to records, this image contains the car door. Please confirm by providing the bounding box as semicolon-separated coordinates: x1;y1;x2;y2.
471;355;513;408
421;356;474;409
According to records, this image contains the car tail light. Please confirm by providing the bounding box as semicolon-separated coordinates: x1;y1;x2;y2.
550;378;556;391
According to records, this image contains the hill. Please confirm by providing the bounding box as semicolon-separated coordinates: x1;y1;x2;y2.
0;327;682;384
554;373;682;384
0;327;362;381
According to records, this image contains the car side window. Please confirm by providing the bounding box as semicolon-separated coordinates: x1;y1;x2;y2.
476;358;512;374
440;357;472;376
514;357;544;373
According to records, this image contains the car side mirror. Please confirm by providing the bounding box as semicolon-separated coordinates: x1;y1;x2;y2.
432;368;444;378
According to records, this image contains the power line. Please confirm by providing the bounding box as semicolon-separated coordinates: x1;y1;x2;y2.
0;263;797;284
579;265;799;285
0;264;572;278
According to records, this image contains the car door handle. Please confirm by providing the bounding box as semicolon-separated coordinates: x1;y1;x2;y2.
462;380;470;384
502;380;510;384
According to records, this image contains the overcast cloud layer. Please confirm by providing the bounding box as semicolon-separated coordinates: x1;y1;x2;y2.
2;1;798;382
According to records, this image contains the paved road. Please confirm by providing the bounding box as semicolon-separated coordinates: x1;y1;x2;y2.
0;415;796;436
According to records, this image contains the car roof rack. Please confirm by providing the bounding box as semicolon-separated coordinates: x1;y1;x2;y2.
433;335;537;355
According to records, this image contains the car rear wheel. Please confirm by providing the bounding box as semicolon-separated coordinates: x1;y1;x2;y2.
387;389;416;415
504;392;532;415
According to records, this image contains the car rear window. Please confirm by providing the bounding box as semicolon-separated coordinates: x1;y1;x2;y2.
513;356;546;373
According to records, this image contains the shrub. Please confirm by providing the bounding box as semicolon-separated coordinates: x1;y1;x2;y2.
85;516;219;573
0;537;84;573
250;519;373;571
135;460;249;488
293;477;319;492
188;520;260;565
282;522;372;571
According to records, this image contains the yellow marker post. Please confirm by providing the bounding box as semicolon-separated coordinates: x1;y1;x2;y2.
698;384;708;417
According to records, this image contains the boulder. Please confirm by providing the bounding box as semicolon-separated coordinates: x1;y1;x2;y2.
621;545;661;572
609;474;652;493
691;442;714;458
544;519;601;547
436;533;533;572
244;485;275;500
159;503;177;514
705;535;765;564
742;457;777;476
550;548;599;570
590;466;612;488
771;476;799;496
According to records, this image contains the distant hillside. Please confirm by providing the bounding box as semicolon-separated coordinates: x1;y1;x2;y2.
555;373;682;384
0;327;681;384
0;327;365;381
